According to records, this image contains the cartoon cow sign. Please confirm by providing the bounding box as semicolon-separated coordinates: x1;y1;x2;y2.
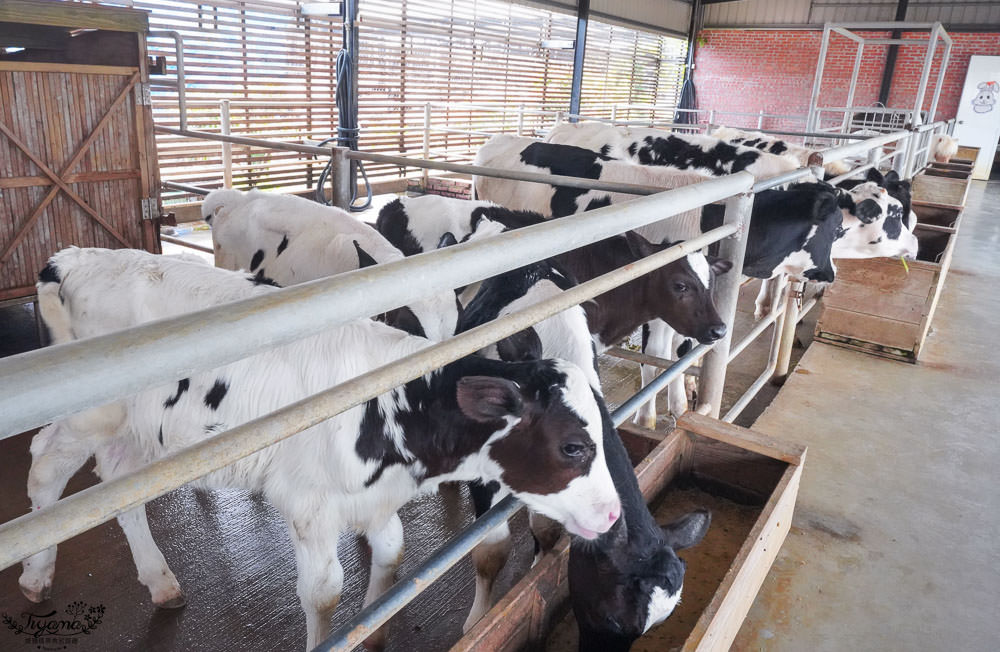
973;81;998;113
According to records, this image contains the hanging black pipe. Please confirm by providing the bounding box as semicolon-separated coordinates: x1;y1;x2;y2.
568;0;589;122
877;0;910;106
675;0;702;125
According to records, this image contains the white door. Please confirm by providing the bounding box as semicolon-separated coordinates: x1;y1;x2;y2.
953;55;1000;180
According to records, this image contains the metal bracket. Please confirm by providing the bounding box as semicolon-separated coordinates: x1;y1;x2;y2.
135;82;152;106
140;197;159;220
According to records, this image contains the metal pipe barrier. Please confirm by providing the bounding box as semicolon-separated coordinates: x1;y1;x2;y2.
147;31;187;131
0;222;738;572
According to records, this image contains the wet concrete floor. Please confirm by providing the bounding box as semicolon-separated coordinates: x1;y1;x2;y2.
732;180;1000;652
0;202;812;652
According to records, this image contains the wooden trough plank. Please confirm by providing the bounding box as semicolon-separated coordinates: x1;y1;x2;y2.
817;307;924;351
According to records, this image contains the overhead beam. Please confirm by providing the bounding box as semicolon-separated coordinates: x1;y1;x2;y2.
878;0;909;105
0;22;70;50
568;0;589;121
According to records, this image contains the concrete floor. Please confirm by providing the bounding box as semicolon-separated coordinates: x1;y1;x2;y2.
733;179;1000;652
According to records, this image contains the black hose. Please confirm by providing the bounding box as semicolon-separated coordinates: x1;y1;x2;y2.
316;47;372;210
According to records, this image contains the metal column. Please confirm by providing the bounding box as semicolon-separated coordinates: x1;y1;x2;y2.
806;25;833;133
696;191;753;418
568;0;589;122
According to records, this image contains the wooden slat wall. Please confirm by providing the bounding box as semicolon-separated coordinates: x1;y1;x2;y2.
109;0;686;200
0;67;146;298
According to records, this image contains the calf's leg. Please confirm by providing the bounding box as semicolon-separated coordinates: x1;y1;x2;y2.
636;320;677;426
463;483;512;633
94;438;185;608
361;513;404;651
19;421;94;603
288;508;346;651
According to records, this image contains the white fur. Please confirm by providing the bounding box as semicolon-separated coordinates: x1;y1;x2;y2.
709;125;850;176
686;253;711;290
204;188;459;341
643;584;682;633
392;195;501;250
931;134;959;163
24;247;617;650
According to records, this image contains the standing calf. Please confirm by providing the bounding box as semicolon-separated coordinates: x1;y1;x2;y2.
21;247;621;650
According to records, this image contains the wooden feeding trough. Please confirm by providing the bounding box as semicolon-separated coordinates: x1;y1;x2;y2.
454;413;806;652
815;199;961;362
911;169;971;208
0;0;163;302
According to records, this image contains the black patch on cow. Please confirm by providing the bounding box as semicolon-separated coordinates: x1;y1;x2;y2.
249;269;280;287
869;237;883;245
599;144;612;157
381;305;427;338
354;240;378;268
677;339;693;357
437;232;458;249
204;379;229;410
375;198;424;256
496;327;543;362
164;378;190;408
470;205;546;230
519;141;613;217
743;137;763;148
883;203;904;240
469;480;501;517
641;323;650;351
459;260;578;335
768;141;788;155
710;182;841;281
276;235;289;257
249;249;265;272
635;135;761;175
38;261;61;284
586;196;612;211
627;142;637;157
854;199;882;224
158;425;164;446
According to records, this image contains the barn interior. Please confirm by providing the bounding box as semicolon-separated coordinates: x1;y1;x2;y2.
1;1;998;651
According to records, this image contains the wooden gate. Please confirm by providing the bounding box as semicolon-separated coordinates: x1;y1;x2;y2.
0;59;160;301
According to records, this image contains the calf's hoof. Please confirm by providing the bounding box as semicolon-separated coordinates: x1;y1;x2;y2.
154;592;187;609
19;582;52;604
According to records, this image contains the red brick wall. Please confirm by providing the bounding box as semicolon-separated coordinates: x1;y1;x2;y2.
694;29;1000;129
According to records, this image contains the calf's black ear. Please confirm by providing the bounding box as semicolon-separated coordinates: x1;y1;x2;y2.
661;509;711;551
354;241;379;268
884;170;899;183
496;327;543;362
708;256;733;275
456;377;524;422
865;167;885;184
438;232;458;249
623;230;656;259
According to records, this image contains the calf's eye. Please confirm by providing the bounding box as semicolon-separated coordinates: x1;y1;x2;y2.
673;282;688;292
562;442;588;458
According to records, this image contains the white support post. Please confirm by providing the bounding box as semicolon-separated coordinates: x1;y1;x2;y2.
330;147;352;210
696;191;753;418
516;104;525;136
927;36;952;124
220;99;232;188
842;41;865;133
422;102;431;186
807;25;833;133
610;104;618;124
757;109;764;130
772;279;804;384
912;23;941;127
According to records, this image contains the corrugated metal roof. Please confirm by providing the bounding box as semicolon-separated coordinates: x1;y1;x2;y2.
518;0;692;36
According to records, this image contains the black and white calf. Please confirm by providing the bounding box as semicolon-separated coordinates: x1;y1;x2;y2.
545;121;803;179
710;125;852;177
202;188;460;340
21;247;621;650
448;255;713;649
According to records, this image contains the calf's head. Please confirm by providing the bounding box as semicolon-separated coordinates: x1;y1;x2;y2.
834;182;918;260
456;360;620;539
625;232;732;344
569;509;711;651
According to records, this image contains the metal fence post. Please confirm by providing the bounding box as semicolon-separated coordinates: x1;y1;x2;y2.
422;102;431;187
893;131;912;178
696;191;753;418
516;104;525;136
329;146;352;210
757;109;764;130
610;104;618;124
220;99;232;188
772;279;803;384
